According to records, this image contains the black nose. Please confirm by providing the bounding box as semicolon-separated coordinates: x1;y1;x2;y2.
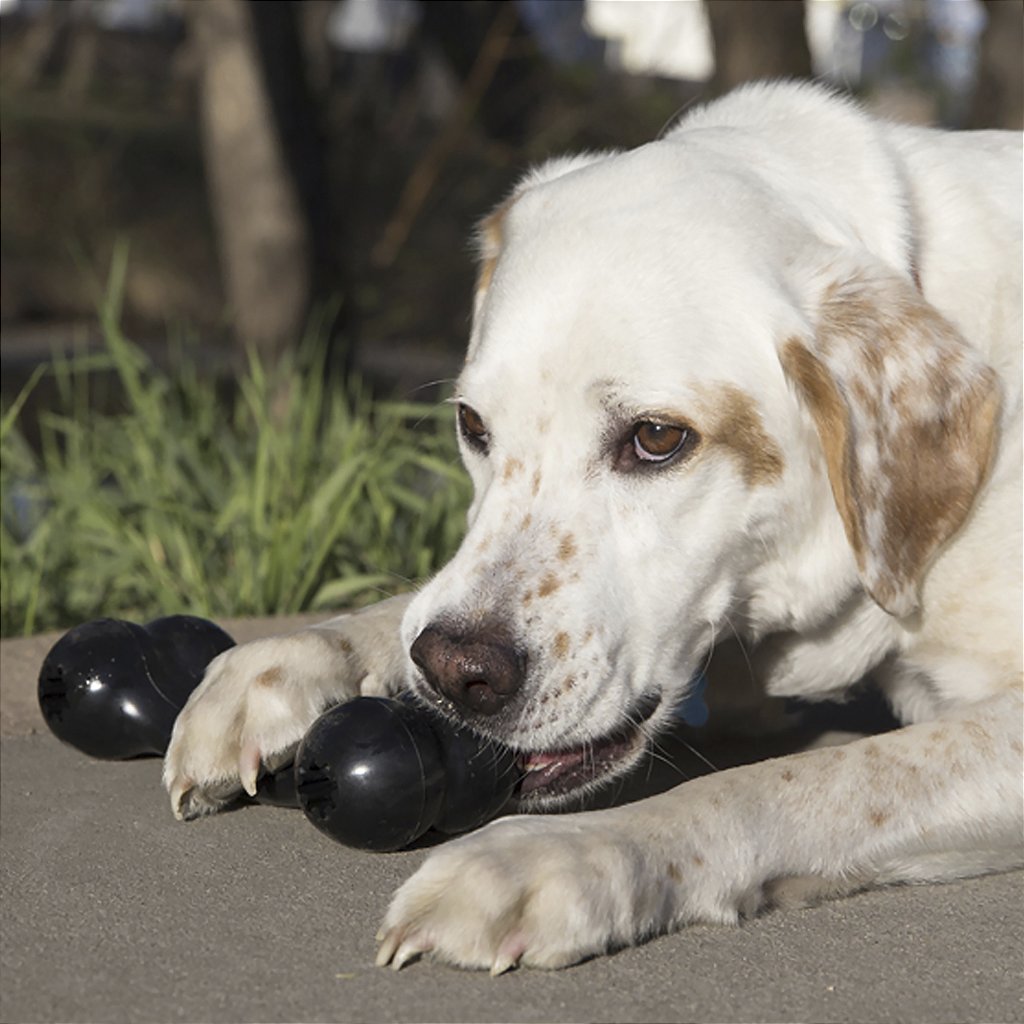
410;625;526;716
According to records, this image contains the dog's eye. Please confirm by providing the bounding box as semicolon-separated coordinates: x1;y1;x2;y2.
458;403;489;452
633;422;688;462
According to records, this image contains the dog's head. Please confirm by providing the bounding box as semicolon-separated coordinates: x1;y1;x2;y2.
401;137;1000;807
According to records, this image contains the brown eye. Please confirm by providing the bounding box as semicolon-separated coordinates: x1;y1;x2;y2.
458;403;489;452
633;422;688;462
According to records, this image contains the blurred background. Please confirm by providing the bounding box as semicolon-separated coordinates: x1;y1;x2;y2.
1;0;1021;637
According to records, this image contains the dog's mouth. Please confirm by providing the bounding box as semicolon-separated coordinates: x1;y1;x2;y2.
513;695;660;804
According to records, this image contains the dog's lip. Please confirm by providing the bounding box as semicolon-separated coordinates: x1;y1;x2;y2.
515;695;659;798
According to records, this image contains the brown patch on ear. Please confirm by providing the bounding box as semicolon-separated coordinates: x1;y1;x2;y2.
779;338;865;555
703;385;785;486
781;268;1002;616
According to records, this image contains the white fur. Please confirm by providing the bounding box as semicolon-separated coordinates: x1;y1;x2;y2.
164;82;1023;973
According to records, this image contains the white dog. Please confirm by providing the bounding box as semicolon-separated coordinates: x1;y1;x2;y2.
164;82;1023;973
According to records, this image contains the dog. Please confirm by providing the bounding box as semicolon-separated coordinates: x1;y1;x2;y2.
164;81;1023;973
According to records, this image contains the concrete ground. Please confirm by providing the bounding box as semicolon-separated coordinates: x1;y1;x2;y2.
2;619;1022;1024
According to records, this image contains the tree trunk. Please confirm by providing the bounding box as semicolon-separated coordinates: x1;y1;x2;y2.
969;0;1023;129
705;0;811;94
186;0;311;362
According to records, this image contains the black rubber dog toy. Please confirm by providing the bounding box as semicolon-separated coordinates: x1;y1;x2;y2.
37;615;235;759
294;696;519;852
37;615;519;850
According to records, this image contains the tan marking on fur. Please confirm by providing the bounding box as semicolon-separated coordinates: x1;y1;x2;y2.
522;589;534;606
531;470;542;497
322;633;353;655
537;572;562;598
519;513;532;532
503;457;524;481
668;862;683;881
560;675;576;693
963;721;993;746
868;808;890;828
702;384;785;486
255;667;283;687
691;855;705;868
474;198;513;297
477;255;498;295
553;632;570;659
557;533;577;562
781;769;795;782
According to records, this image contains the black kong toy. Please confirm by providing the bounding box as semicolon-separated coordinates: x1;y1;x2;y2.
294;696;519;852
37;615;520;851
37;615;235;760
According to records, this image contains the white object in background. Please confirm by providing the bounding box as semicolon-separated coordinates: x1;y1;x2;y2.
585;0;715;81
328;0;420;54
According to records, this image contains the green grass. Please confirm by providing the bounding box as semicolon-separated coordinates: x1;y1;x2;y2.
0;256;471;637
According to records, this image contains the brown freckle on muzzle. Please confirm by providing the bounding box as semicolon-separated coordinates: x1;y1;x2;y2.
503;457;524;481
553;632;570;659
531;470;542;496
668;862;682;881
560;675;576;693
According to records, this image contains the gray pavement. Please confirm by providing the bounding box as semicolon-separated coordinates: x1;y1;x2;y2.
3;622;1023;1024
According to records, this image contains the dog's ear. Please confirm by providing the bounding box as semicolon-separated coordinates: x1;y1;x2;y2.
780;267;1001;618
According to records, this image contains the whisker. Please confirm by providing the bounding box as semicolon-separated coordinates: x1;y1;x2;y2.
675;736;719;774
403;377;458;399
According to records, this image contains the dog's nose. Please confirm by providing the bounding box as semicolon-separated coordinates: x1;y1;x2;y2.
410;625;525;716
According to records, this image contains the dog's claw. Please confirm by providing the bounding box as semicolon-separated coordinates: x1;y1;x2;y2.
390;940;427;971
238;741;261;798
376;928;432;971
169;777;193;821
374;928;401;968
491;934;526;976
489;953;517;977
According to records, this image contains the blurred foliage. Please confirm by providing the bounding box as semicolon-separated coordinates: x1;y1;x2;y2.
0;247;471;637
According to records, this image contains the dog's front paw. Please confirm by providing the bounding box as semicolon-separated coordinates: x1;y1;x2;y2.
376;814;668;973
163;617;400;820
